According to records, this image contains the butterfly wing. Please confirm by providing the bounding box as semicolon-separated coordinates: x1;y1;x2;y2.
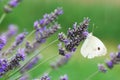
80;33;107;59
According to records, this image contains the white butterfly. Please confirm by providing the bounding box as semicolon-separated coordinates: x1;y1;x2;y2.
80;33;107;59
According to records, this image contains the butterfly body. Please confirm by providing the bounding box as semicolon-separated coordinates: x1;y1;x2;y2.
80;33;107;59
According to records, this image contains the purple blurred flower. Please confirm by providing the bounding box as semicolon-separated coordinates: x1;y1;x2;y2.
0;59;8;77
7;24;18;37
106;60;113;69
4;0;22;13
40;73;51;80
17;48;26;60
15;32;27;45
34;8;63;28
8;0;19;7
34;20;39;29
0;36;7;50
98;64;107;73
60;74;68;80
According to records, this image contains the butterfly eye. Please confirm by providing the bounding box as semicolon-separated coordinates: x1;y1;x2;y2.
98;47;100;50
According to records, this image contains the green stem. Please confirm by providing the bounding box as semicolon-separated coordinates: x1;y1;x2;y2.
0;13;6;24
85;71;99;80
15;54;58;80
7;39;58;79
20;30;35;48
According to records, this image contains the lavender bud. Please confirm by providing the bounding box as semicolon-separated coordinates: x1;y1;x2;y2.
0;59;8;77
7;24;18;37
40;73;51;80
15;32;27;45
17;48;26;61
58;32;66;42
106;60;113;69
117;52;120;58
54;7;63;15
60;74;68;80
8;0;19;7
59;48;66;56
0;36;7;50
98;64;107;73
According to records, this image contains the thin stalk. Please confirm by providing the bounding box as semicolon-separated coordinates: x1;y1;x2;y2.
15;54;58;80
2;30;35;59
7;39;58;79
85;71;99;80
0;13;6;24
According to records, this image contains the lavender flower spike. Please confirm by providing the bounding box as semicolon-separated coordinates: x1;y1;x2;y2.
34;7;63;28
4;0;22;13
58;18;90;56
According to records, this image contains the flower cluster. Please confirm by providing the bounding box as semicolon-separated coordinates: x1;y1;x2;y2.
0;8;63;79
34;8;63;28
25;8;63;54
1;32;27;56
58;18;90;56
0;24;18;51
105;45;120;69
0;49;25;77
4;0;22;13
50;18;90;71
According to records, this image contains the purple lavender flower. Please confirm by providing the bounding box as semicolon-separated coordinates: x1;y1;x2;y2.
0;59;8;77
98;64;107;73
7;24;18;37
0;36;7;50
15;32;27;45
34;20;39;29
17;48;26;61
4;0;22;13
58;18;90;56
8;0;19;7
54;7;63;15
35;23;61;43
34;8;63;28
40;73;51;80
60;74;68;80
106;60;113;69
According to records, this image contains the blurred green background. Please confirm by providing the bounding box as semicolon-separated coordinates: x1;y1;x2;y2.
0;0;120;80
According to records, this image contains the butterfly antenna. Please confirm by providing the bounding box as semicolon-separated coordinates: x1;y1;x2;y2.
92;24;95;34
92;24;98;35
